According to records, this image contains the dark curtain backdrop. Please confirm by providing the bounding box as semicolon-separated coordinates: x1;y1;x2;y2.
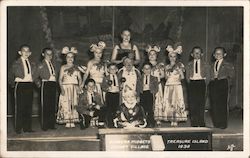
7;6;243;116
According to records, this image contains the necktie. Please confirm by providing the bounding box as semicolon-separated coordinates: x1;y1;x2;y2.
195;60;198;74
215;60;219;72
91;93;94;104
145;75;148;84
113;75;116;86
49;61;54;75
25;59;30;74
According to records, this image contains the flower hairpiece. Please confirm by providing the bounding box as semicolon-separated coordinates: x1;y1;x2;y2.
145;45;161;53
166;45;182;55
62;46;78;54
90;41;106;52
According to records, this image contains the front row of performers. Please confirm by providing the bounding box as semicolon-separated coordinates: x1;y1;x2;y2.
9;41;234;134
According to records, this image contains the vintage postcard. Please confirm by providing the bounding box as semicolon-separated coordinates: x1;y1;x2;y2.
0;0;249;157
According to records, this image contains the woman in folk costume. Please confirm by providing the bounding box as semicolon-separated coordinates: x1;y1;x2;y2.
145;45;165;126
56;47;82;128
82;41;107;103
163;44;187;127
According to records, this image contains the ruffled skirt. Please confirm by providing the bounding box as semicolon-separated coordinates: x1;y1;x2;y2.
56;84;80;124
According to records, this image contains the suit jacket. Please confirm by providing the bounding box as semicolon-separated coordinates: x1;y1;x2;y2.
117;68;142;96
140;75;159;94
101;74;121;92
76;91;104;116
37;59;59;80
210;60;235;86
8;58;38;87
186;59;210;84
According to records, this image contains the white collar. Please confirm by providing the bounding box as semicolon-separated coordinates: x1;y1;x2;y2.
216;58;223;62
21;56;29;61
124;101;137;109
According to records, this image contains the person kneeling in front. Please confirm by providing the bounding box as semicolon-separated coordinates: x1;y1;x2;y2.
76;79;106;129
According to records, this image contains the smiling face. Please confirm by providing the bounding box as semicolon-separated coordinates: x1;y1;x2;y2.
148;51;157;61
20;46;31;59
168;53;177;63
44;49;53;61
66;53;74;64
94;49;103;60
124;92;137;105
214;49;225;60
192;48;202;60
121;30;131;43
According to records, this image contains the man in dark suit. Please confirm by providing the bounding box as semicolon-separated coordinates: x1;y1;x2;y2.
140;63;159;127
37;48;58;131
209;47;235;129
77;79;105;129
186;46;210;127
8;44;38;134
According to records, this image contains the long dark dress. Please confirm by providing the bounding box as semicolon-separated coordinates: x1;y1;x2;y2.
116;43;136;69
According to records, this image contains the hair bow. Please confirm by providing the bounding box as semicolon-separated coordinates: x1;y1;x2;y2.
146;45;161;53
61;46;78;54
166;45;182;55
90;41;106;52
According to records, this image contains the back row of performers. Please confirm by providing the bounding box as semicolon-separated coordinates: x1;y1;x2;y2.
9;30;235;134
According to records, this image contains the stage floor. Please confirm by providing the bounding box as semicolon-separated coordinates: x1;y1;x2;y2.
6;109;243;151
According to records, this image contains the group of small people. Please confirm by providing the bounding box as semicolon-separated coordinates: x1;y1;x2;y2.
9;29;235;134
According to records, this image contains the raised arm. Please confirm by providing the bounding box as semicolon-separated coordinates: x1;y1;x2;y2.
111;45;124;64
59;66;65;95
133;45;141;65
82;61;92;86
77;69;83;90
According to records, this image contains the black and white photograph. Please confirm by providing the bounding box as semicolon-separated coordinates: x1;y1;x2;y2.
0;0;249;158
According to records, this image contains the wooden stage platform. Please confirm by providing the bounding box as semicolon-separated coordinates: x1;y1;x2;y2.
6;110;243;151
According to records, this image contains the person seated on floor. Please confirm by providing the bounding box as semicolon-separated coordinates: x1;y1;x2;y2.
114;89;147;129
76;78;106;129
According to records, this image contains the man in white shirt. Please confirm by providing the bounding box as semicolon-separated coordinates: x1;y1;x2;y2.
186;46;210;127
8;45;38;134
209;47;235;129
37;48;57;131
140;63;158;127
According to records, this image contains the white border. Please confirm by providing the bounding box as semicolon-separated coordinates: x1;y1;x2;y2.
1;0;249;158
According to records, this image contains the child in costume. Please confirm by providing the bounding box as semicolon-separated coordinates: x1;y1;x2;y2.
145;45;165;126
56;47;82;128
82;41;106;103
114;89;147;128
163;44;187;127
